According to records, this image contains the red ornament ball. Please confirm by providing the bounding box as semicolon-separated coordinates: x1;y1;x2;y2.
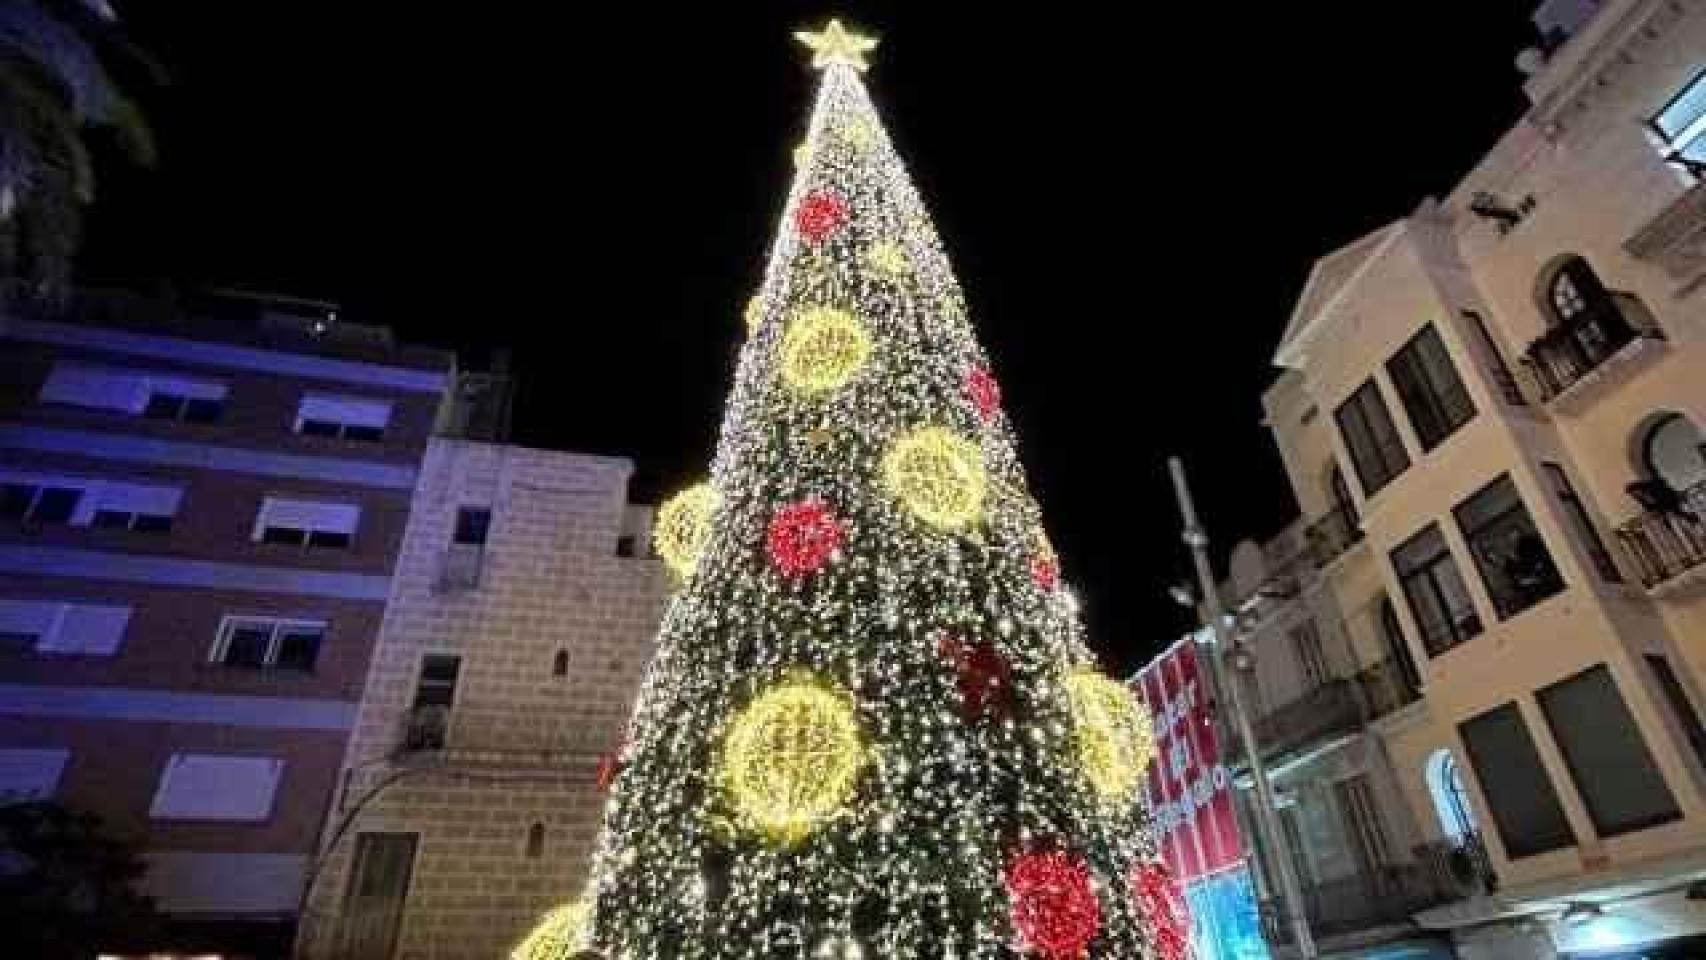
795;189;850;245
1030;552;1060;592
965;366;1002;422
936;635;1013;721
1006;850;1101;958
1131;861;1190;960
766;498;844;578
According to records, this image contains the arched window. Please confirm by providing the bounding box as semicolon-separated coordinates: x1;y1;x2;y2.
552;649;569;677
1541;256;1609;327
1425;749;1478;844
525;821;545;858
1642;413;1706;493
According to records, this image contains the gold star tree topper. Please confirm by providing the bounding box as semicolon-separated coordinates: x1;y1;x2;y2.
796;18;878;72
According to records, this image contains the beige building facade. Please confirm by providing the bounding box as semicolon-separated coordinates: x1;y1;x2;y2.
295;439;668;959
1247;1;1706;955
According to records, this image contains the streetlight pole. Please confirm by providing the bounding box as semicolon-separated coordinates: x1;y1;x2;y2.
1168;456;1318;958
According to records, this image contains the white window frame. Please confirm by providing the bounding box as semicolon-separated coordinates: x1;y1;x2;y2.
0;747;70;804
0;470;182;530
149;753;283;822
209;615;327;670
0;599;131;656
1652;66;1706;173
37;363;226;419
294;393;392;442
252;496;360;549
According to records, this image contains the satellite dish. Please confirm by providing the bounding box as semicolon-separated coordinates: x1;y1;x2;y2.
1516;47;1547;76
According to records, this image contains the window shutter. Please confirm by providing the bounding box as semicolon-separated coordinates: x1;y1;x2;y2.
149;754;283;821
39;365;148;413
38;604;131;655
0;748;69;803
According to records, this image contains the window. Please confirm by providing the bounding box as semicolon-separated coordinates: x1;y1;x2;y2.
0;599;131;656
1541;463;1620;583
1454;475;1565;619
1378;594;1422;694
0;472;181;531
405;655;460;751
1538;665;1680;836
1335;380;1410;497
295;394;392;443
1290;621;1329;689
0;748;69;804
1392;524;1482;656
1424;749;1478;845
1335;775;1392;874
149;753;283;821
38;363;225;421
552;649;569;677
1646;654;1706;772
0;481;81;524
616;535;638;557
1541;257;1613;328
1386;326;1476;451
211;616;325;671
1641;413;1706;493
1458;703;1575;858
1651;66;1706;172
412;655;461;709
453;507;491;546
254;496;360;549
525;822;545;858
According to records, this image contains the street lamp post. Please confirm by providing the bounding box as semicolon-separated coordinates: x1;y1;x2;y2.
1168;456;1318;958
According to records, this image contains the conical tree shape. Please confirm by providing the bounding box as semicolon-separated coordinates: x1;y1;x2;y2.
587;21;1164;959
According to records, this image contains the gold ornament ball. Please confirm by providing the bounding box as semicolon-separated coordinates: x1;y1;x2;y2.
719;675;865;846
654;482;717;580
1064;668;1156;804
882;426;987;531
780;307;872;397
511;901;590;960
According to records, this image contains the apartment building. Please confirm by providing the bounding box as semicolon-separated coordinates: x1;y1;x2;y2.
0;289;453;957
295;438;668;960
1244;1;1706;956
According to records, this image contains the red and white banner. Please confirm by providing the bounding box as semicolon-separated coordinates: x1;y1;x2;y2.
1132;632;1245;882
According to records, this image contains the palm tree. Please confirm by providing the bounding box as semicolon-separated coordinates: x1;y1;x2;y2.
0;0;156;301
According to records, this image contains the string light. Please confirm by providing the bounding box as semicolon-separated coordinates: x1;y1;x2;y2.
882;426;987;531
1006;850;1101;959
1064;668;1156;804
745;295;764;334
510;901;590;960
781;306;872;396
653;482;717;580
795;18;879;72
1132;861;1191;960
586;21;1161;958
718;674;866;846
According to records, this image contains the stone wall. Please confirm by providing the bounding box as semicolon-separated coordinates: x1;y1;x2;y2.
298;438;669;959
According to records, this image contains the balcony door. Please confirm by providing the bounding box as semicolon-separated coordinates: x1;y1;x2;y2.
337;831;418;960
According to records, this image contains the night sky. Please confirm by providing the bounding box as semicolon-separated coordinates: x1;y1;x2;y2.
79;2;1541;674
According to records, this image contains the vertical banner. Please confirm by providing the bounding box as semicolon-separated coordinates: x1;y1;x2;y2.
1132;634;1244;882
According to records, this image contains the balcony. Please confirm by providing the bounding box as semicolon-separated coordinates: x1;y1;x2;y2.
1250;679;1363;765
1615;479;1706;590
1262;834;1496;945
1520;297;1665;408
1305;502;1363;570
1352;656;1421;720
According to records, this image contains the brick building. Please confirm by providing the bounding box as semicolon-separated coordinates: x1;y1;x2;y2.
295;438;668;960
0;289;454;955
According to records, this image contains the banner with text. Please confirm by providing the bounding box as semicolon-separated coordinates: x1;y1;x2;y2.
1133;632;1245;882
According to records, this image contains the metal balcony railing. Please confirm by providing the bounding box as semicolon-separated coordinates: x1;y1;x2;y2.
1352;656;1421;720
401;704;449;753
1250;679;1363;763
1305;502;1363;570
1615;479;1706;589
1261;833;1495;945
435;543;485;593
1520;297;1664;402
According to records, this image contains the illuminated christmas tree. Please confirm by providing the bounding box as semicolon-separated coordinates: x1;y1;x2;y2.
520;19;1173;960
